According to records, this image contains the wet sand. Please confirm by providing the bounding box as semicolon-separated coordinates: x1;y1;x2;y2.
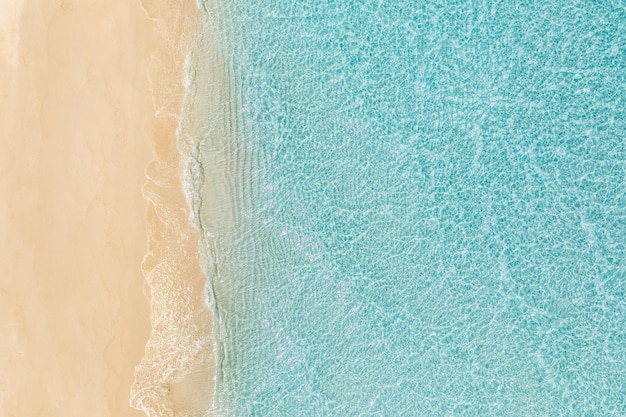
0;0;214;416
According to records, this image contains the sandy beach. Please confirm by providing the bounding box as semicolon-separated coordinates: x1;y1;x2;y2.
0;0;214;416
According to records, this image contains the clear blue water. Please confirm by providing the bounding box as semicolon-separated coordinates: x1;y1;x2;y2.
207;1;626;415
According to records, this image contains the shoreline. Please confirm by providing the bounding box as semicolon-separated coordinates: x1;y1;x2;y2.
132;0;235;416
0;0;231;415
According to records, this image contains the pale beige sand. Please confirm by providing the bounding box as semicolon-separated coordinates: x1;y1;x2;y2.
0;0;214;416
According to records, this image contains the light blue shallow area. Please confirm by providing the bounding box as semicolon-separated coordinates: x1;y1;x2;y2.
209;1;626;415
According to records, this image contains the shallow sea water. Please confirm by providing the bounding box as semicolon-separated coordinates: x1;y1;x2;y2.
201;1;626;415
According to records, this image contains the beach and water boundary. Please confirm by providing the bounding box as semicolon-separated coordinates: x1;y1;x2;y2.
130;0;235;416
130;0;251;415
0;0;227;415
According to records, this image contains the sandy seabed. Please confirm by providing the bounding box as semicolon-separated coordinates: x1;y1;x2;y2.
0;0;216;416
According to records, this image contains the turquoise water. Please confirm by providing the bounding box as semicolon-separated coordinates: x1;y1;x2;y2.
206;1;626;415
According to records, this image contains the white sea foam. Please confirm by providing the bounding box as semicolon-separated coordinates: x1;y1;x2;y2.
133;7;209;417
131;0;234;416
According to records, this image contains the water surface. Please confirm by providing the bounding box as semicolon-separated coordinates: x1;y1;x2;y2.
202;1;626;415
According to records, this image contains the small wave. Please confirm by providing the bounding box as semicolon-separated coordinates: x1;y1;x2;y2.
130;0;234;416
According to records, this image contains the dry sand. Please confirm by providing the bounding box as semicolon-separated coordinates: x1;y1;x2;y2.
0;0;214;416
